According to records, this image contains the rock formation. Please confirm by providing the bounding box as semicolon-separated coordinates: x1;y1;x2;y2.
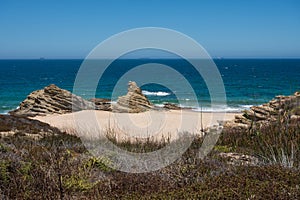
113;81;153;113
89;98;112;111
225;91;300;130
10;84;94;117
163;103;181;110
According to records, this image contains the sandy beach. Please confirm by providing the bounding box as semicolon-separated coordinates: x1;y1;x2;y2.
34;110;240;141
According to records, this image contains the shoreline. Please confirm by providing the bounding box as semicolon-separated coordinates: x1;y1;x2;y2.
0;106;246;115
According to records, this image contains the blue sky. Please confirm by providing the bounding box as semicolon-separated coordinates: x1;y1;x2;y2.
0;0;300;59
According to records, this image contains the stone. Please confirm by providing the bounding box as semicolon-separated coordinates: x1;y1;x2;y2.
112;81;153;113
10;84;94;117
89;98;112;111
233;115;250;125
163;103;181;110
252;105;276;115
226;91;300;130
219;152;259;166
223;121;249;131
243;109;268;121
291;115;300;122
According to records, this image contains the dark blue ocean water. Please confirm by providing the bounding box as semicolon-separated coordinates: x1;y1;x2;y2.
0;59;300;114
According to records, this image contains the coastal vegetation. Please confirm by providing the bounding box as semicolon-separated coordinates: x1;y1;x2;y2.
0;106;299;199
0;85;299;199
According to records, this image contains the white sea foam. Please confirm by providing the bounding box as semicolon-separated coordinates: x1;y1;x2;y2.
191;104;253;113
152;101;253;113
240;104;253;109
142;90;171;96
192;106;241;113
0;106;19;115
154;104;165;108
0;105;13;115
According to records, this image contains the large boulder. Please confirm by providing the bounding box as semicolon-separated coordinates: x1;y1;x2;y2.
9;84;94;117
113;81;153;113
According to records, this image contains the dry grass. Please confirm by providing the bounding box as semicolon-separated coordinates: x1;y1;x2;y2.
0;108;300;199
219;109;300;169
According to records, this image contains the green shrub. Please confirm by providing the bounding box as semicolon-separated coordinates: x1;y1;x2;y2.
0;143;10;153
0;160;10;185
63;174;96;192
213;145;233;153
84;156;115;172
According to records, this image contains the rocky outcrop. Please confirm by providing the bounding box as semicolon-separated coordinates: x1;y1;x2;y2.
10;84;94;117
225;92;300;130
90;98;112;111
112;81;153;113
0;114;63;138
163;103;181;110
9;82;153;116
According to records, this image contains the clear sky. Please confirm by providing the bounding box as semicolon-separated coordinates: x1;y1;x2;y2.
0;0;300;59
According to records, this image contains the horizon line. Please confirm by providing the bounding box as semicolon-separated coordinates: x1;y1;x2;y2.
1;57;300;60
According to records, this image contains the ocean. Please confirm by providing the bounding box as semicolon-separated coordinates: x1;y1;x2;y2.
0;59;300;114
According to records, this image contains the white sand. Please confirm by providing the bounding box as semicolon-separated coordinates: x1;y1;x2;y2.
34;110;240;141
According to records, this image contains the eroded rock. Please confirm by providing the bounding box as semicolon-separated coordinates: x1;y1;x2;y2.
225;91;300;130
10;84;94;117
163;103;181;110
112;81;153;113
90;98;112;111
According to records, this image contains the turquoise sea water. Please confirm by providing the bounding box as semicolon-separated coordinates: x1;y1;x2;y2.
0;59;300;114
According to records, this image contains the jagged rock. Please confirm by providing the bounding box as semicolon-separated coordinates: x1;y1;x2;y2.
243;109;268;121
223;121;249;132
224;91;300;130
89;98;112;111
163;103;181;110
252;105;276;115
112;81;153;113
0;114;63;138
10;84;94;117
233;115;250;125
